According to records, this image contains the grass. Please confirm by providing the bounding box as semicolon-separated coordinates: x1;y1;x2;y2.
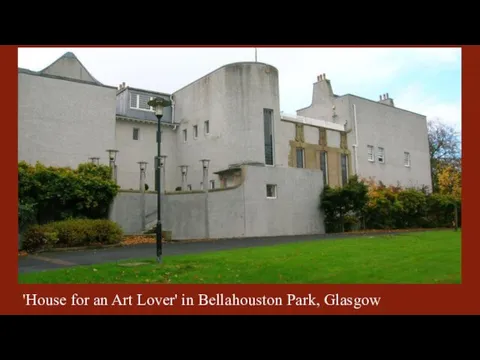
18;230;461;284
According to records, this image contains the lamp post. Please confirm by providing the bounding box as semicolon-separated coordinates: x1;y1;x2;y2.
89;157;100;165
138;161;148;231
147;97;172;264
106;149;119;182
200;159;210;239
160;155;167;193
200;159;210;191
180;165;188;190
138;161;148;191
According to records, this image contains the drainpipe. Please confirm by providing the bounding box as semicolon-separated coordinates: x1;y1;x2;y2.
352;104;359;175
170;94;177;130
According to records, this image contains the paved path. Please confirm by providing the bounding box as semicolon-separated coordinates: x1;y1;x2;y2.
17;230;432;274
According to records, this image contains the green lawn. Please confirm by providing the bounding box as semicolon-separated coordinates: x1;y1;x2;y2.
18;230;461;284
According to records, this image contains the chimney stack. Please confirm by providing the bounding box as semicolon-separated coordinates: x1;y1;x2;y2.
378;92;394;107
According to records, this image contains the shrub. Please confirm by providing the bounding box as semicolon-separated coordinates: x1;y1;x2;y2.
320;176;461;233
22;219;123;252
18;161;119;226
320;175;368;233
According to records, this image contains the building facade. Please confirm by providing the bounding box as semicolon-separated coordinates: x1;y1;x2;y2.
18;52;117;170
295;74;432;190
18;52;433;238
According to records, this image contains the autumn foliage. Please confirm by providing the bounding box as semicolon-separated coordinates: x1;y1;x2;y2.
320;176;460;233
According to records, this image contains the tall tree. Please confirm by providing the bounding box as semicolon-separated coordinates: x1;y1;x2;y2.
428;119;461;192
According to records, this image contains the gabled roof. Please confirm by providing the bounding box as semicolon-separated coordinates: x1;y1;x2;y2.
18;51;116;89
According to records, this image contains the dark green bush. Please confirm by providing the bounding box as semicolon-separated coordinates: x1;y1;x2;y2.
22;219;123;252
320;176;461;233
18;161;119;227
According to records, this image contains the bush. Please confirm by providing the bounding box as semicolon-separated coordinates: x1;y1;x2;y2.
320;176;461;233
320;175;368;233
22;219;123;252
18;161;119;227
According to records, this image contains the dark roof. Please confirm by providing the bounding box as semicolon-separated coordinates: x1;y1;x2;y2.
117;86;171;97
213;167;242;175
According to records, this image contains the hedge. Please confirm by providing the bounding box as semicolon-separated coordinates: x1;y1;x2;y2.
320;176;461;233
18;161;119;231
22;219;124;252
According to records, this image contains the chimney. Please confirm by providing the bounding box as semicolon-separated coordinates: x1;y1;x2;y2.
378;92;394;107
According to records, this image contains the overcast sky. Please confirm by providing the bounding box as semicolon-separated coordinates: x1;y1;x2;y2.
18;47;461;131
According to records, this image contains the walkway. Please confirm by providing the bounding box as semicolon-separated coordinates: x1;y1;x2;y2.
18;230;429;274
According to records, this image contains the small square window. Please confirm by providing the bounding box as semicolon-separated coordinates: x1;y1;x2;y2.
133;128;139;140
266;184;277;199
204;120;210;134
193;125;198;139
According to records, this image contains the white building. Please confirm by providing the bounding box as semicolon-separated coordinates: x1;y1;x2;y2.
18;52;432;238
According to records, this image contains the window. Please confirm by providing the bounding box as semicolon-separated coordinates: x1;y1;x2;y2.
377;147;385;163
263;109;274;166
319;151;328;186
341;154;348;186
204;120;210;134
182;129;187;142
404;152;411;167
209;180;215;189
130;93;154;111
187;184;192;191
296;148;304;168
266;184;277;199
193;125;198;139
367;145;374;162
133;128;139;140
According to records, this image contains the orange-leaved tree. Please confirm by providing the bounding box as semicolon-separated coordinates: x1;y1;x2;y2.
437;163;461;230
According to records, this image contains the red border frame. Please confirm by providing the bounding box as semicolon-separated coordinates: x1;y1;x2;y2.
3;45;476;315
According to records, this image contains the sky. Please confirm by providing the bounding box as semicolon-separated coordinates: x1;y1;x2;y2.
18;47;462;131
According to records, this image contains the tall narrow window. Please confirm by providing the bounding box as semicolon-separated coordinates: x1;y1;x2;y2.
296;148;304;168
341;154;348;186
133;128;139;140
182;129;187;143
404;152;411;167
377;147;385;163
193;125;198;139
367;145;374;162
263;108;274;166
320;150;328;185
204;120;210;134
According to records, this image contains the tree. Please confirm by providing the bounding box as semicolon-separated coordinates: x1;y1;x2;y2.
428;119;461;192
437;163;461;230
